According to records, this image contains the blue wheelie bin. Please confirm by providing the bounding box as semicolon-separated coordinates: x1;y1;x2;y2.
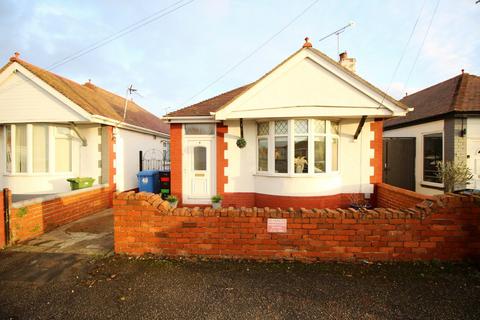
137;170;160;193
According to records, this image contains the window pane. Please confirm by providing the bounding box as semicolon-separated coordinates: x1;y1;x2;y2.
274;137;288;173
314;136;325;173
15;124;27;173
314;120;326;134
193;146;206;170
294;136;308;173
33;125;48;172
55;127;72;172
5;126;11;173
275;120;288;135
185;124;215;135
163;142;170;162
331;122;339;135
258;138;268;171
423;134;442;183
294;119;308;134
332;137;339;171
257;122;269;136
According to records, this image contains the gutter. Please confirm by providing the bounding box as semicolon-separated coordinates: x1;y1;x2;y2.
91;115;170;138
162;115;217;123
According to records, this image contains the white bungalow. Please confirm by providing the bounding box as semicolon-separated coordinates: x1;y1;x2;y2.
164;38;409;208
0;53;170;201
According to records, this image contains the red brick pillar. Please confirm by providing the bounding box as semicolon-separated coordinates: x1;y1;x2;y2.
170;124;183;205
216;123;228;197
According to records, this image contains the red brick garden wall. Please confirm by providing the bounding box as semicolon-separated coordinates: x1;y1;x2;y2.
9;185;112;243
114;191;480;261
376;183;434;209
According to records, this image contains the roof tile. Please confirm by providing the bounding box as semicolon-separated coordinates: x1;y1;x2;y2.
1;58;169;134
384;73;480;128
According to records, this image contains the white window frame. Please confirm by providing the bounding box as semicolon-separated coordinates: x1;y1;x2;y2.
274;120;289;175
256;119;340;177
421;131;444;187
256;122;269;172
3;123;74;176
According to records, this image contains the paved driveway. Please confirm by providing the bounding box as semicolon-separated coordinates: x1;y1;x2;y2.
8;209;113;256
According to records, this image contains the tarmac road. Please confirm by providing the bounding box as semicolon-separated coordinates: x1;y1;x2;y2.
0;252;479;320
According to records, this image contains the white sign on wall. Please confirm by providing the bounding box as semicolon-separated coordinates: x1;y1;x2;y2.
267;218;287;233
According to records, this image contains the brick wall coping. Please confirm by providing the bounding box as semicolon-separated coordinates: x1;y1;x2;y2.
115;190;479;220
12;184;110;208
376;183;435;201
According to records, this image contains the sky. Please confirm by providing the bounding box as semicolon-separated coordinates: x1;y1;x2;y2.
1;0;479;117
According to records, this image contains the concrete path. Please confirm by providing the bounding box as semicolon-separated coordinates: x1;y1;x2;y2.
8;209;114;256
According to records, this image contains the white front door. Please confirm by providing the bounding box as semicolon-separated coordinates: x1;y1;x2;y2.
468;139;480;189
184;139;215;203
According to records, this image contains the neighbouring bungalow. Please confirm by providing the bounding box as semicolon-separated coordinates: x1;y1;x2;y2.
163;38;409;208
0;53;170;201
383;72;480;195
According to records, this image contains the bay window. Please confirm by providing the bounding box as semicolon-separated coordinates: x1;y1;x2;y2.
3;124;73;174
257;119;339;175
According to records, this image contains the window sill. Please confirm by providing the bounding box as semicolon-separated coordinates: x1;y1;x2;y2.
420;182;444;191
254;172;340;178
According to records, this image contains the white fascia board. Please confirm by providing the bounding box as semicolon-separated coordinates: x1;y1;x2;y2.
0;63;92;121
162;115;217;123
222;106;394;119
91;114;170;138
215;49;406;120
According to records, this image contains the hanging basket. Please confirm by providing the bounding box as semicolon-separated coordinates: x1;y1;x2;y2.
236;137;247;149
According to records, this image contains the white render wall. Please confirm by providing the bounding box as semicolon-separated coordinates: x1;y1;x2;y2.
466;118;480;189
0;71;87;123
223;119;375;197
383;120;444;195
115;127;168;192
0;124;102;195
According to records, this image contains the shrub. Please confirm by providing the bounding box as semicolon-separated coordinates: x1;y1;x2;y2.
436;161;473;193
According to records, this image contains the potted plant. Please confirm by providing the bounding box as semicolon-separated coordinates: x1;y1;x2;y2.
294;156;308;173
166;195;178;209
211;195;223;209
436;161;473;193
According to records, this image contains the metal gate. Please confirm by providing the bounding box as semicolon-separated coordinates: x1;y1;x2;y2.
139;148;170;172
383;138;416;191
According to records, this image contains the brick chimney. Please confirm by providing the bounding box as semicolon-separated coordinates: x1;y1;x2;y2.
339;51;356;73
